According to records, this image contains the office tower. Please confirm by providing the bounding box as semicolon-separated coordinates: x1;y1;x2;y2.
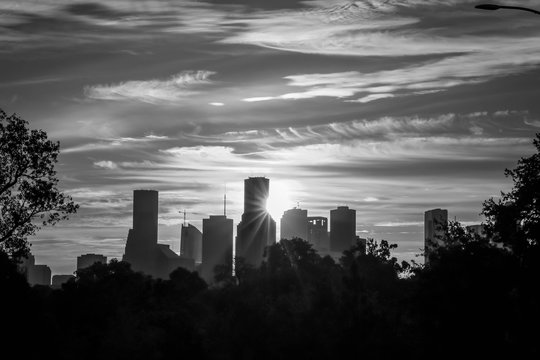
307;216;329;254
77;254;107;270
180;224;203;264
123;190;159;275
28;264;51;286
330;206;356;253
52;275;75;289
424;208;448;264
281;208;308;241
202;215;233;283
236;177;276;268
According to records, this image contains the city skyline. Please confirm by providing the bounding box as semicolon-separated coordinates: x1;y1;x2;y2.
1;0;539;275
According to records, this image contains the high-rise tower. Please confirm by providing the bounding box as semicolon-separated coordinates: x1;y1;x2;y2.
330;206;356;253
424;208;448;264
123;190;159;274
281;208;308;241
236;177;276;267
202;215;233;283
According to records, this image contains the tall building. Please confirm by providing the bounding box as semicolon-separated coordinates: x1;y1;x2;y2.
18;254;51;286
424;208;448;264
77;254;107;270
307;216;329;254
281;208;308;241
236;177;276;268
202;215;233;284
180;223;202;264
122;190;191;279
28;265;51;286
330;206;356;253
123;190;159;275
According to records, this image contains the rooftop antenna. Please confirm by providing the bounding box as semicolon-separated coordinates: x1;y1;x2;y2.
183;209;186;226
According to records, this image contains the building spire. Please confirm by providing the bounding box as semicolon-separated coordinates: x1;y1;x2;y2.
224;183;227;216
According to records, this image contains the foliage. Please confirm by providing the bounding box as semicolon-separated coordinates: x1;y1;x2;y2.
0;109;78;259
483;133;540;262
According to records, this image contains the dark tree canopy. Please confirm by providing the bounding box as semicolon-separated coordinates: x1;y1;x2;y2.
482;133;540;264
0;109;78;259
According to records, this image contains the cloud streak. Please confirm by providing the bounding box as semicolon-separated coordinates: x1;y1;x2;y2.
84;70;216;104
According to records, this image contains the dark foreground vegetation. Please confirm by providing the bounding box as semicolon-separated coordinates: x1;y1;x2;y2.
1;135;539;359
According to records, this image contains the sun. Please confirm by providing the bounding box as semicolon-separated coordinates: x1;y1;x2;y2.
266;181;294;220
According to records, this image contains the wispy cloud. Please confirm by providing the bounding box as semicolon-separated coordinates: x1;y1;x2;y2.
84;70;216;104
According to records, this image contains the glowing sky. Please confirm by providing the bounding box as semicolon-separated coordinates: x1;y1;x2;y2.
1;0;539;275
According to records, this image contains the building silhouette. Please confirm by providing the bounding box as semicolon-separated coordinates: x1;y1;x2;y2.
123;190;159;275
202;215;233;284
424;208;448;264
77;253;107;270
156;244;195;277
236;177;276;267
466;224;486;238
18;254;52;286
330;206;356;253
52;275;75;289
281;207;308;241
122;190;194;278
181;223;202;265
307;216;330;255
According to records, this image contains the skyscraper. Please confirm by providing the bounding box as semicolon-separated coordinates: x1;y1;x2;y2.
307;216;329;254
77;254;107;270
122;189;194;278
123;190;159;275
281;208;308;241
180;223;202;264
202;215;233;284
330;206;356;253
424;208;448;264
236;177;276;268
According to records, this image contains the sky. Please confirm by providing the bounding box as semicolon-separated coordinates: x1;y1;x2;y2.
1;0;539;275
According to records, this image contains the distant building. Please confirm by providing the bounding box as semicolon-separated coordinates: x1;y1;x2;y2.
202;215;233;284
307;216;330;255
77;254;107;270
123;190;159;275
355;236;367;254
52;275;75;289
18;254;51;286
156;244;195;278
466;224;486;238
28;264;51;286
122;190;194;279
281;208;308;241
180;224;202;264
424;208;448;264
330;206;356;253
236;177;276;268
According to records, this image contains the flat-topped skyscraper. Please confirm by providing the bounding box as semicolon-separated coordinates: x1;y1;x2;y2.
236;177;276;267
424;208;448;264
202;215;233;284
123;190;159;275
330;206;356;253
281;208;308;241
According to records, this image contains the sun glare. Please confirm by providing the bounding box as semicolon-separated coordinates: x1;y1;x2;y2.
266;181;294;220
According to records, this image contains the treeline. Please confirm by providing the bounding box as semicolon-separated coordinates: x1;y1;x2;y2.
1;134;539;359
1;231;538;359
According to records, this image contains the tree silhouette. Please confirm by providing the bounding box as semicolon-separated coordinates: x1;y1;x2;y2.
0;109;78;259
483;133;540;264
